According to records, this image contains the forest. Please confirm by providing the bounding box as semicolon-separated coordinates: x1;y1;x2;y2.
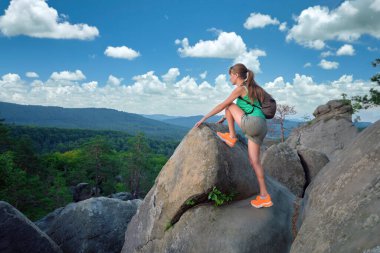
0;120;179;221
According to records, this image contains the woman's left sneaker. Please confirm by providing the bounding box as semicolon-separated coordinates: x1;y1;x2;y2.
251;194;273;208
216;132;237;147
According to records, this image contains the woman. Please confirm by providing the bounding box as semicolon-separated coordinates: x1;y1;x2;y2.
194;63;272;208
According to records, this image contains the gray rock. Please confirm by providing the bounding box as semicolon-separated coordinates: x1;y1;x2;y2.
157;177;296;253
262;143;306;197
297;147;329;183
290;120;380;253
72;182;92;202
0;201;62;253
122;123;297;253
287;106;358;160
34;207;64;233
108;192;134;201
44;197;142;253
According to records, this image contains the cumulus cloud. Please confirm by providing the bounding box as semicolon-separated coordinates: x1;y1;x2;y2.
176;31;266;72
319;59;339;70
286;0;380;49
26;72;39;78
263;74;379;120
320;51;334;58
162;68;180;84
107;75;123;86
177;32;246;59
244;13;280;29
336;44;355;56
279;22;288;32
200;71;207;79
50;70;86;81
304;62;312;68
104;46;140;60
0;0;99;40
1;70;378;121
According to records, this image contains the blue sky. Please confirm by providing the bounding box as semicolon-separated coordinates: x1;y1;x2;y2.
0;0;379;121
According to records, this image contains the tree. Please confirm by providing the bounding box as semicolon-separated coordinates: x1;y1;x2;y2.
351;58;380;109
275;104;297;143
124;133;150;198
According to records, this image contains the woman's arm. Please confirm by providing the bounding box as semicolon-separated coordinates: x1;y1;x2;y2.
194;86;244;128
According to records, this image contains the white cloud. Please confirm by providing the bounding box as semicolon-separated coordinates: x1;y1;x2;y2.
320;51;333;58
336;44;355;56
176;31;266;72
233;49;266;73
107;75;123;86
319;59;339;70
200;71;207;79
304;62;312;68
104;46;140;60
263;74;379;121
1;70;379;121
244;13;280;29
279;22;288;32
162;68;180;84
177;32;247;59
287;0;380;49
0;0;99;40
26;72;39;78
50;70;86;81
82;81;98;91
367;47;379;52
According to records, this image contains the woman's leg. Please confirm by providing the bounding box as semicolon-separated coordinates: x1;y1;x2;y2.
225;104;244;138
247;139;269;197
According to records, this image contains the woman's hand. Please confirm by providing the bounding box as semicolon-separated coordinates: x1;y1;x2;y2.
194;119;205;128
216;116;226;124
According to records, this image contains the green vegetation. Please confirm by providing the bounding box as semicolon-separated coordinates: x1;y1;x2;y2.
208;186;235;206
343;58;380;113
0;120;177;221
185;198;196;206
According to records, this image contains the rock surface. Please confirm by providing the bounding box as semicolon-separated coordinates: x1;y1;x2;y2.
286;100;358;160
290;120;380;253
297;147;329;184
40;197;141;253
0;201;62;253
262;143;306;197
122;123;297;253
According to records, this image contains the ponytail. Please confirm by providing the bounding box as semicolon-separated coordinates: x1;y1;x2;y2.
230;63;265;104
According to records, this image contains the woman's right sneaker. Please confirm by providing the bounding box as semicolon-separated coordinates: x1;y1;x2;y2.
250;194;273;208
216;132;237;147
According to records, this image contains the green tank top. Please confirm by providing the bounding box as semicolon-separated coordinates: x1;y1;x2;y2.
236;86;266;119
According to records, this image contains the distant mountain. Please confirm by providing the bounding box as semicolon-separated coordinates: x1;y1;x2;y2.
142;114;183;121
162;115;223;128
0;102;187;140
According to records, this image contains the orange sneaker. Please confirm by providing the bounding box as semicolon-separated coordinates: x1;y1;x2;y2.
251;194;273;208
216;132;237;147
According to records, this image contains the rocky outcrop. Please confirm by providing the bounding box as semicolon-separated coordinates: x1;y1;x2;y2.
262;143;306;197
122;123;297;253
290;120;380;253
39;197;141;253
0;201;62;253
286;100;358;160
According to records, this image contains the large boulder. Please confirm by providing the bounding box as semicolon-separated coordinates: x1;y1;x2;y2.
286;100;358;160
0;201;62;253
290;120;380;253
39;197;142;253
296;147;329;184
262;143;306;197
122;123;297;253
